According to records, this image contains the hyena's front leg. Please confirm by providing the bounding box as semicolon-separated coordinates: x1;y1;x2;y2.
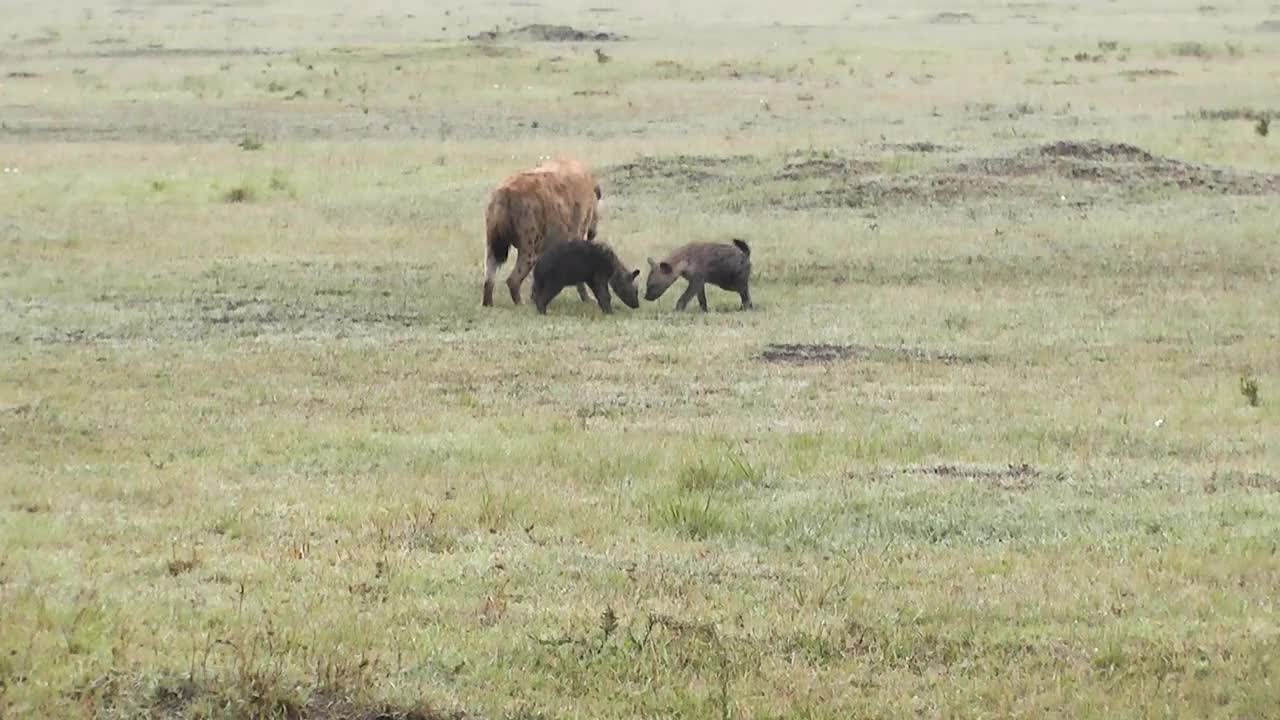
736;280;753;310
590;277;614;314
506;251;537;305
675;279;704;311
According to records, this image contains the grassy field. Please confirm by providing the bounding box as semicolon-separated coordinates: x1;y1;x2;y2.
2;0;1280;717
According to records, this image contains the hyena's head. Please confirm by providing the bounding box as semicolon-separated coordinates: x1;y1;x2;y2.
644;258;680;301
610;267;642;309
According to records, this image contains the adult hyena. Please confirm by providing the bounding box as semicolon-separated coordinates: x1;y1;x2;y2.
482;157;603;306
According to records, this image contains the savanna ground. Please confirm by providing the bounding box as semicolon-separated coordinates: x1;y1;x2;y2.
2;0;1279;717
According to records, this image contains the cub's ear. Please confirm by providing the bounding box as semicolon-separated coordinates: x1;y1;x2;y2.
647;257;658;269
659;262;673;274
630;269;641;280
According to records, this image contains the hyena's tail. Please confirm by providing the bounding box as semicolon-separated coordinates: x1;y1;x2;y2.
732;238;751;257
483;190;520;306
486;191;517;266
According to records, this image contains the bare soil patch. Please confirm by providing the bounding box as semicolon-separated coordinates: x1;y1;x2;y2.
758;343;991;366
1257;20;1280;32
876;463;1062;490
468;23;627;42
1204;470;1280;493
85;674;462;720
1119;68;1177;79
1191;107;1279;121
880;141;956;154
931;12;977;24
18;44;285;61
792;175;1009;210
0;105;578;144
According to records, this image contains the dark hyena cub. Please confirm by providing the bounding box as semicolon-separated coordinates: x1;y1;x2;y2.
645;239;752;311
531;239;641;315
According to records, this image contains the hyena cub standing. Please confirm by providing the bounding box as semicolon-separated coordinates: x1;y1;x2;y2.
645;239;753;311
531;239;641;315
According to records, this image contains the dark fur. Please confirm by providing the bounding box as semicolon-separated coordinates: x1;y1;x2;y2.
532;240;641;315
645;239;753;311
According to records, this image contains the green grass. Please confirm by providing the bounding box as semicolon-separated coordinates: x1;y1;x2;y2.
2;0;1279;717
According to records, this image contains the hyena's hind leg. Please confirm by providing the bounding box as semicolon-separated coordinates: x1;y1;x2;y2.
736;279;752;310
483;249;500;307
506;250;538;305
576;283;592;302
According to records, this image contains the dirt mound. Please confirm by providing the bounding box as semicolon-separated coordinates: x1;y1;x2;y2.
602;154;753;192
776;151;879;181
1028;140;1157;163
469;24;626;42
605;141;1280;213
955;140;1280;196
758;343;991;366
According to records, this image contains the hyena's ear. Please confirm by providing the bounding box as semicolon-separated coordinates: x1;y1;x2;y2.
630;269;641;281
647;257;657;269
659;262;673;275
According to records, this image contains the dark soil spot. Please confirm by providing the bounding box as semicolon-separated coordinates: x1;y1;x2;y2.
94;674;464;720
880;141;956;153
758;343;991;366
1257;20;1280;32
1192;107;1280;121
588;6;619;12
572;88;613;96
1119;68;1177;79
7;71;40;79
879;463;1059;490
1205;470;1280;493
166;557;200;576
469;23;627;42
931;12;976;23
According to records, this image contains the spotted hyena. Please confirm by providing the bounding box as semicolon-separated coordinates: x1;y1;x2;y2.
644;239;753;311
482;157;603;307
531;239;641;315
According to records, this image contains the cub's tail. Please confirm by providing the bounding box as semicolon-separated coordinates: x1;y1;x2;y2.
731;238;750;257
